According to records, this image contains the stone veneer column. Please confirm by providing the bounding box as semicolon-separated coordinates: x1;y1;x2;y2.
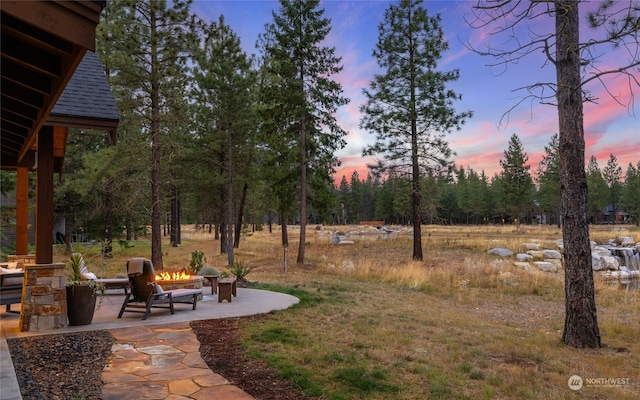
19;263;68;332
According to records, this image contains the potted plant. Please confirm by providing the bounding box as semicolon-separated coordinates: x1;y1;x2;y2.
65;252;100;326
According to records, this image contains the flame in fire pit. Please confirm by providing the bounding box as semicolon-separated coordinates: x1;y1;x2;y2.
156;271;191;281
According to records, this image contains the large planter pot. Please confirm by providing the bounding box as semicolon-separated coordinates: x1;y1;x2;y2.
66;285;97;326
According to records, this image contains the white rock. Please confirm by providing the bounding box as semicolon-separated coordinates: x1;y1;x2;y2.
338;240;354;245
593;246;612;257
516;253;533;261
488;248;513;257
534;261;557;273
527;250;545;259
542;249;562;259
513;262;531;269
592;254;608;271
618;236;635;246
521;243;541;251
603;256;619;270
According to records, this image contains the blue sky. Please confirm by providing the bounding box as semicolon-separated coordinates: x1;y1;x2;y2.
191;0;639;181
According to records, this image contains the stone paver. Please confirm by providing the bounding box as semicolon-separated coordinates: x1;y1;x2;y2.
103;322;254;400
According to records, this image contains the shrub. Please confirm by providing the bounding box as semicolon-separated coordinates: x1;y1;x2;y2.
188;250;205;274
197;266;220;277
227;260;256;281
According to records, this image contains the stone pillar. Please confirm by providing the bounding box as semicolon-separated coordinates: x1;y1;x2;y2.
19;263;68;332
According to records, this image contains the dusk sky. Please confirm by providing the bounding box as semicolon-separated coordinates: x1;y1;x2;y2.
192;0;639;182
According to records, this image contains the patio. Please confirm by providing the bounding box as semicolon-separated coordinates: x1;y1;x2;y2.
0;288;299;399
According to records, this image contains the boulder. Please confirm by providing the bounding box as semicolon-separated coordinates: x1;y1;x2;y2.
603;256;619;270
618;236;635;246
513;262;531;269
534;261;557;273
592;246;612;257
488;248;513;257
521;242;541;251
542;249;562;259
516;253;533;261
526;250;546;259
592;254;609;271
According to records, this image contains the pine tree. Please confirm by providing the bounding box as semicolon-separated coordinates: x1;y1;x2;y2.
586;156;608;224
602;154;623;221
360;0;471;260
261;0;349;264
192;16;256;266
499;134;534;226
536;134;561;226
621;162;640;226
98;0;198;269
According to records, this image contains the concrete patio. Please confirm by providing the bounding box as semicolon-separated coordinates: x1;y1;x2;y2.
0;287;300;399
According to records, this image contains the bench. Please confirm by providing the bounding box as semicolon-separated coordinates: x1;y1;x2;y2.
202;275;219;294
218;277;237;303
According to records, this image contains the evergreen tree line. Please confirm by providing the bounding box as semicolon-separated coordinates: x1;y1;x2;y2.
335;133;640;227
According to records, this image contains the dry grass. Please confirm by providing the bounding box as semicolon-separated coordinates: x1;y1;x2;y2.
62;223;639;399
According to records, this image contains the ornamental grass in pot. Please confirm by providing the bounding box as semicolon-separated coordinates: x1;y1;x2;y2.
66;252;100;326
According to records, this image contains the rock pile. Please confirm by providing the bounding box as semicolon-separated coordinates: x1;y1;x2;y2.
487;235;639;276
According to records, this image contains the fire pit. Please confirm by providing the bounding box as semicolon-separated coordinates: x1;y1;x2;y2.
155;271;205;299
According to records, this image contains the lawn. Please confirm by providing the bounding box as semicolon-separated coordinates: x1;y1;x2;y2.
67;224;639;399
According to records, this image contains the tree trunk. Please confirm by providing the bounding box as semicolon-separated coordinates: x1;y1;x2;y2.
234;182;248;249
297;112;307;265
150;10;163;270
103;181;114;258
280;213;288;247
170;182;178;247
219;222;226;254
556;0;600;348
226;122;234;267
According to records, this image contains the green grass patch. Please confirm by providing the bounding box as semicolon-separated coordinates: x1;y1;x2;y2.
250;326;301;345
333;366;399;394
253;283;325;308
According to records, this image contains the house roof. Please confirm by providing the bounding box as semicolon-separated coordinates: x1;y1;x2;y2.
47;51;120;132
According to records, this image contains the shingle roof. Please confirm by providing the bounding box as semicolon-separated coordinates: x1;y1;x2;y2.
50;51;120;122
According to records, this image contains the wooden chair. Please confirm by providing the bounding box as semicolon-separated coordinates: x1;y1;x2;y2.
117;258;203;320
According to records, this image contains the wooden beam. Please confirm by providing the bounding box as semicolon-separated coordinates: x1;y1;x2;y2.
15;167;29;255
35;126;54;264
1;1;102;51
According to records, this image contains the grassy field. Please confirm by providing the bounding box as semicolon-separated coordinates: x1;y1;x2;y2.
65;224;639;399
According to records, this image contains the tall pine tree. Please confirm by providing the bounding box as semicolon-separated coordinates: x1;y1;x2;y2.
261;0;349;265
536;133;561;226
192;16;256;266
360;0;471;260
98;0;197;269
499;134;534;226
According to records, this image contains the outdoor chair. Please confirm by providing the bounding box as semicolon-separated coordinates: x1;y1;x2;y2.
117;257;203;320
78;255;129;294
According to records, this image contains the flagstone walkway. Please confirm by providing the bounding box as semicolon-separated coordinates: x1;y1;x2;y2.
102;322;253;400
1;288;300;400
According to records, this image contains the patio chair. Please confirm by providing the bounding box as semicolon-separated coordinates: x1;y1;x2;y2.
78;255;129;294
117;258;203;320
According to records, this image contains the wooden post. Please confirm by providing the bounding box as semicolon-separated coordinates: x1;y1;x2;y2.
35;127;54;264
15;167;29;255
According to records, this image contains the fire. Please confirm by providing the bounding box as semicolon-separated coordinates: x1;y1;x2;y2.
155;271;191;281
